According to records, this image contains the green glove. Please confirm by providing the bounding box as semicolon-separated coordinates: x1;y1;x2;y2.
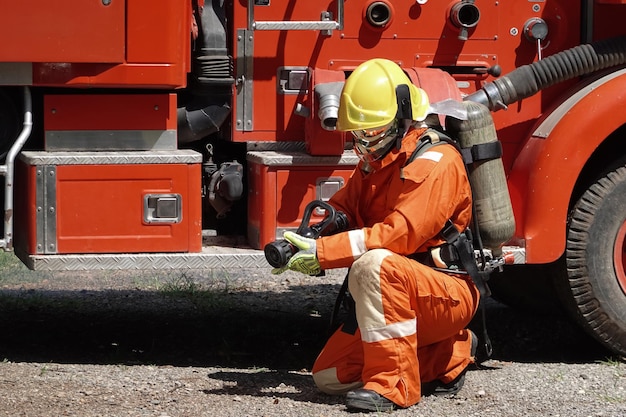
271;231;321;276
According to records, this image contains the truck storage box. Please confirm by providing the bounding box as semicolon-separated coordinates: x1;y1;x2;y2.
247;151;358;249
15;150;203;255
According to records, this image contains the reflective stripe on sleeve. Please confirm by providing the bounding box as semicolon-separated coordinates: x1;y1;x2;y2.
360;318;417;343
348;229;367;259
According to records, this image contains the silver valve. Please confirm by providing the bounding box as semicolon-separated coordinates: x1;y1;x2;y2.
524;18;549;60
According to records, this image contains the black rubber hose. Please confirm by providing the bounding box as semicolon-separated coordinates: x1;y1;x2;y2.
465;35;626;110
178;0;234;143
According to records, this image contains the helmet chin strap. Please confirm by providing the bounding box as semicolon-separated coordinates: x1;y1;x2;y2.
395;119;412;150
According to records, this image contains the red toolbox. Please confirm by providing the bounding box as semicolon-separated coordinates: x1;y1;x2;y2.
15;150;202;255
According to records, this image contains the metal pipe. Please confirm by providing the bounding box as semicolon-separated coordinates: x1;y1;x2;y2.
1;86;33;250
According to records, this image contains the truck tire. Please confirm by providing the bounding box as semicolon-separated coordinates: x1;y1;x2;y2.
555;165;626;357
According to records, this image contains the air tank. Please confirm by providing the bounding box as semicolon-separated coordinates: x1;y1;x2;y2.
446;101;515;255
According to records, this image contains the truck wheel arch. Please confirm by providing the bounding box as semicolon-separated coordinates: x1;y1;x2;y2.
508;69;626;264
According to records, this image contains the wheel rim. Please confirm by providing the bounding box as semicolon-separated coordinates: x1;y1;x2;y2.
613;220;626;295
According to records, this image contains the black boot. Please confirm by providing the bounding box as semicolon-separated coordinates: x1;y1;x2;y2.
346;388;397;412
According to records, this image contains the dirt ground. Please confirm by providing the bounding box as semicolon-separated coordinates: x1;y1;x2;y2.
0;256;624;416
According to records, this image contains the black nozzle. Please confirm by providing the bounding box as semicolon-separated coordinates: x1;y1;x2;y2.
264;240;296;268
263;200;350;269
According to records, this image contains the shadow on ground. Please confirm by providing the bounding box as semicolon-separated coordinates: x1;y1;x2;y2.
0;280;615;369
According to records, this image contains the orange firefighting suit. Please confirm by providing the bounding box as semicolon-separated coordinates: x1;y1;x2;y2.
311;126;480;408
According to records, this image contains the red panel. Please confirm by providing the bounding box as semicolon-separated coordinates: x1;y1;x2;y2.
0;1;125;63
247;163;277;249
2;1;191;88
32;63;189;89
305;69;348;156
54;163;200;254
44;94;177;131
276;169;339;228
127;0;191;65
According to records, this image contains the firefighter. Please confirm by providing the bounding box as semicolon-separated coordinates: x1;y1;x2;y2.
273;58;480;411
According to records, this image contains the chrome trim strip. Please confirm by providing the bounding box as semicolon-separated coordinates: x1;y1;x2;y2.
19;150;202;165
0;63;33;85
45;129;177;151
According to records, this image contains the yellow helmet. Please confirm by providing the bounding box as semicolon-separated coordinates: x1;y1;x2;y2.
336;58;430;132
336;58;429;163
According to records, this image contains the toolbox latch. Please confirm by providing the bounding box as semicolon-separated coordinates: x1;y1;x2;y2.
144;194;182;224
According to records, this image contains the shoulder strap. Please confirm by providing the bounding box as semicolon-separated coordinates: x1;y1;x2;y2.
401;128;456;179
405;128;454;166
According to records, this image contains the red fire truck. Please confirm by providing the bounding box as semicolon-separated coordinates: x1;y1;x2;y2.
1;0;625;356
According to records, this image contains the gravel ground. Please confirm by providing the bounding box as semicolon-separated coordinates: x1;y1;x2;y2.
0;255;624;417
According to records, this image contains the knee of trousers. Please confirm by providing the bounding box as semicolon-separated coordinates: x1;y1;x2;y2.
348;249;392;298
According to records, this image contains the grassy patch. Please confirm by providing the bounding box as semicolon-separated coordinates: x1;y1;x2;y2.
0;251;25;271
155;272;235;311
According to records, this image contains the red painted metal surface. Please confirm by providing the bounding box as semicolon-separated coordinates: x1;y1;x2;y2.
16;161;202;255
230;0;580;151
0;1;125;63
509;73;626;263
0;0;190;88
31;63;189;89
44;94;177;131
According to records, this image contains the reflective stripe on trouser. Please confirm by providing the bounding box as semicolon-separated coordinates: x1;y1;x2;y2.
312;249;480;407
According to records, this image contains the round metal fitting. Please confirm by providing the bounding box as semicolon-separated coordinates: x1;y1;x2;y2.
365;1;392;28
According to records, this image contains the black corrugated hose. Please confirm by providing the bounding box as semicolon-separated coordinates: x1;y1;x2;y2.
465;35;626;110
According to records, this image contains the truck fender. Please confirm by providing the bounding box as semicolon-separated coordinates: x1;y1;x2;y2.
508;68;626;264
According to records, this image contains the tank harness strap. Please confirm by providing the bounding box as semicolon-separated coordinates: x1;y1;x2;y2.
405;128;452;164
405;128;492;297
460;140;503;165
440;220;491;298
